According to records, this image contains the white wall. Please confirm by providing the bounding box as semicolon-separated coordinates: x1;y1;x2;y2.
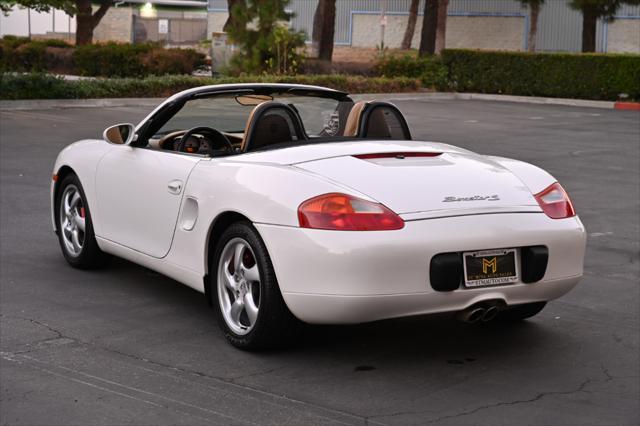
606;19;640;53
350;13;525;51
0;6;76;37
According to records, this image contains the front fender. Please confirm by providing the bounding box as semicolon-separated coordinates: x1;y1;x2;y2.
51;139;112;234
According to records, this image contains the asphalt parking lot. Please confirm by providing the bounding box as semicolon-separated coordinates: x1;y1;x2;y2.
1;97;638;426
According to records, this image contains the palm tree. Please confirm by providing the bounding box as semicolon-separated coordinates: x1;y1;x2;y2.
419;0;439;56
434;0;449;54
401;0;420;50
312;0;337;61
570;0;640;52
520;0;545;52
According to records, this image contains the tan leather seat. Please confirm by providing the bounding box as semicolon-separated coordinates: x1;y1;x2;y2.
240;101;307;152
343;100;411;140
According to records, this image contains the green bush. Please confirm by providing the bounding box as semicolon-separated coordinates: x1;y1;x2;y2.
263;24;306;75
73;42;152;77
0;37;73;72
226;1;306;75
0;37;205;77
375;54;449;90
72;43;206;77
0;73;421;100
0;35;31;50
441;49;640;101
140;48;207;76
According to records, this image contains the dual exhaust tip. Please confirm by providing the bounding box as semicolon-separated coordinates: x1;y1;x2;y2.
457;301;503;323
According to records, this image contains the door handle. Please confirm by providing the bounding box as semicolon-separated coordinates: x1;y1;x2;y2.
167;180;183;195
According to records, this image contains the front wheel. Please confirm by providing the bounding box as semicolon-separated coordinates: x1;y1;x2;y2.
212;222;300;350
56;173;111;269
498;302;547;321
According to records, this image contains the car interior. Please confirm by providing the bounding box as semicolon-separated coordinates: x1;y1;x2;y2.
144;92;411;158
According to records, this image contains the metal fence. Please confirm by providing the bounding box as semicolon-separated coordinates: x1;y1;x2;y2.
208;0;640;52
133;16;208;45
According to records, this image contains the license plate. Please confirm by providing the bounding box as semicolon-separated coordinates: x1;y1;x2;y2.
463;249;519;288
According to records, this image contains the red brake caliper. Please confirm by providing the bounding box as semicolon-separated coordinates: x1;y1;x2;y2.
80;207;86;218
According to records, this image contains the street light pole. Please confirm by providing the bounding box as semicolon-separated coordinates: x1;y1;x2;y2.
380;0;387;49
27;8;32;39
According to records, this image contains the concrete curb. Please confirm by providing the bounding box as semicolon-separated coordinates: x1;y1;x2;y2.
0;98;164;111
354;92;619;109
1;92;632;111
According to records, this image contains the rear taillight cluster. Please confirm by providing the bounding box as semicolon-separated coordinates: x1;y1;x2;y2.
298;193;404;231
534;182;576;219
297;182;576;231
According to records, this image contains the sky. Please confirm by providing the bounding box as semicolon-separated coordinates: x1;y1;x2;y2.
0;6;76;37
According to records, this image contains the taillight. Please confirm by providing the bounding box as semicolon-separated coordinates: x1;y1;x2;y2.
298;193;404;231
534;182;576;219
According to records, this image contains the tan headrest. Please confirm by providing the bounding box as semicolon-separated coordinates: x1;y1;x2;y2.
343;101;368;137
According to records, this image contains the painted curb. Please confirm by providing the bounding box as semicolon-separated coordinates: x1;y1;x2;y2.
0;93;621;111
614;102;640;111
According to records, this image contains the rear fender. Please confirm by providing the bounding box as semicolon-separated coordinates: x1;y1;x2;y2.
487;156;556;194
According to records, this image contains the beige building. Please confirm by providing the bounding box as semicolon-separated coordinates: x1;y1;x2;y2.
95;0;208;45
0;0;208;45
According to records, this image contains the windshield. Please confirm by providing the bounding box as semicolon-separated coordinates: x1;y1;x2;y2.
155;93;353;137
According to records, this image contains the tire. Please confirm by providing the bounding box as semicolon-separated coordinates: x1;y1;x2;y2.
498;302;547;321
55;173;111;269
211;221;300;350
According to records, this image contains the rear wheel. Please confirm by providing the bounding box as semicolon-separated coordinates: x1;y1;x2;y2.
212;222;300;350
498;302;547;321
56;173;111;269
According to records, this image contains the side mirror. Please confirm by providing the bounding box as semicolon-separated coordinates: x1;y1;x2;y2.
103;123;136;145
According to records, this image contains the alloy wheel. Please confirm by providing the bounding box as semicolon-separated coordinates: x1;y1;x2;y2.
217;238;261;335
59;184;86;257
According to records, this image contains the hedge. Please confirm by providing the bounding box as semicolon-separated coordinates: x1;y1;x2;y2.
0;37;206;77
442;49;640;101
375;54;448;90
0;73;422;100
376;49;640;101
0;37;73;72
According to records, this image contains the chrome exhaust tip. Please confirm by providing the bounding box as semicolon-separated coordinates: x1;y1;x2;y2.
458;307;486;324
482;305;500;322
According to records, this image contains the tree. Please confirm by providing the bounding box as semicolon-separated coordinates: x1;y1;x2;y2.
520;0;544;52
223;0;244;32
569;0;640;52
0;0;112;45
75;0;111;45
434;0;449;54
226;0;305;74
311;0;336;61
400;0;419;50
419;0;439;55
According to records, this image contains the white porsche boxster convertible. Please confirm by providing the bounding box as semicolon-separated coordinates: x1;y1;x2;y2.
52;84;586;349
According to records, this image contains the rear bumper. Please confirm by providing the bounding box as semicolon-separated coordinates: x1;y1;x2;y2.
256;213;586;324
282;275;580;323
